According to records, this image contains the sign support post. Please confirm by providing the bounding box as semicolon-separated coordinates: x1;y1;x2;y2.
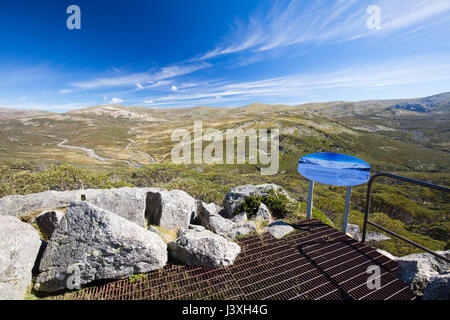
307;180;314;219
342;186;352;233
298;152;370;235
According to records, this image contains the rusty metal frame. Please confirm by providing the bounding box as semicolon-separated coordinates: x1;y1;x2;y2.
362;172;450;264
59;219;417;300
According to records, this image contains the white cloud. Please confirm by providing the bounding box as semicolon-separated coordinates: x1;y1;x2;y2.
193;0;450;60
171;85;178;91
144;99;154;104
1;101;94;112
59;89;72;94
151;54;450;106
0;64;57;87
136;82;143;90
71;63;210;90
110;97;124;103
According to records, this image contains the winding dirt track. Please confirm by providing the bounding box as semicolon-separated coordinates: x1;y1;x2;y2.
57;139;155;165
57;139;109;162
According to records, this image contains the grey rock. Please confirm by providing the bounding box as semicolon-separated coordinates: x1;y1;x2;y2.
187;224;207;232
198;202;234;236
396;250;450;296
168;225;241;268
267;221;294;239
422;273;450;300
366;232;391;243
146;189;197;229
0;189;103;217
233;221;257;238
34;201;167;292
346;224;361;241
198;202;256;239
35;210;64;239
0;188;155;228
345;224;390;243
147;225;164;237
86;187;149;227
0;216;41;300
231;212;247;224
199;202;223;217
222;184;290;218
253;203;271;222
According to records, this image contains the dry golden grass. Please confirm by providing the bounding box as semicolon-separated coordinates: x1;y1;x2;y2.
151;225;179;243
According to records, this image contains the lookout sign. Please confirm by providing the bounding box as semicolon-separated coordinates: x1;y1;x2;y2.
297;152;371;233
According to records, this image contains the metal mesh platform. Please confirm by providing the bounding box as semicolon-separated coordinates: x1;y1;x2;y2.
59;219;417;300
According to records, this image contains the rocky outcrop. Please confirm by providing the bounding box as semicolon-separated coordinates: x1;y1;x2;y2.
222;184;290;218
345;224;390;243
34;201;167;292
198;202;256;239
0;216;41;300
146;189;197;229
168;225;241;268
85;187;152;227
396;250;450;297
35;210;64;239
366;232;390;243
346;224;361;240
267;221;294;239
253;203;271;222
0;189;102;217
0;188;154;228
231;212;247;224
422;273;450;300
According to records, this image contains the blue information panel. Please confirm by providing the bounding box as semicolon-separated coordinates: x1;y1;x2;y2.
298;152;371;187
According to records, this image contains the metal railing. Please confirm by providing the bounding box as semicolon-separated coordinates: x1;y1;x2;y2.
362;172;450;264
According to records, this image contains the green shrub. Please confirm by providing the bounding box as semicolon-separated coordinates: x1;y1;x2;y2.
352;212;446;256
239;196;262;217
0;164;132;197
239;190;292;219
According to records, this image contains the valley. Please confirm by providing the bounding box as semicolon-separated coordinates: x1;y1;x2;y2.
0;92;449;257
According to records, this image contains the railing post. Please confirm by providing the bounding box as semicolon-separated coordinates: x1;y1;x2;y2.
361;176;374;243
306;180;314;219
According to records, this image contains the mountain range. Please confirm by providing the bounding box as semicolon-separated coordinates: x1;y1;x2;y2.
0;92;448;172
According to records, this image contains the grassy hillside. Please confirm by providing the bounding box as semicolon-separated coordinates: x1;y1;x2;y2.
0;93;449;257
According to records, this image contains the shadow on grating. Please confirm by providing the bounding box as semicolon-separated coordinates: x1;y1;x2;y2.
59;219;417;300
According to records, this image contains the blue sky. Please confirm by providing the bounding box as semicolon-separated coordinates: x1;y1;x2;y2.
0;0;449;112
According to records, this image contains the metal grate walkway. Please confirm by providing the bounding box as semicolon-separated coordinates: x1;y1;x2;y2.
59;219;417;300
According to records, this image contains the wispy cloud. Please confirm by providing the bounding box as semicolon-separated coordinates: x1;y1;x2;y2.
146;55;450;106
3;1;449;112
193;0;450;60
0;64;56;87
70;63;211;90
0;101;95;112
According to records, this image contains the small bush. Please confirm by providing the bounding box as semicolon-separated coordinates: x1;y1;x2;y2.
239;196;262;217
239;190;291;219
